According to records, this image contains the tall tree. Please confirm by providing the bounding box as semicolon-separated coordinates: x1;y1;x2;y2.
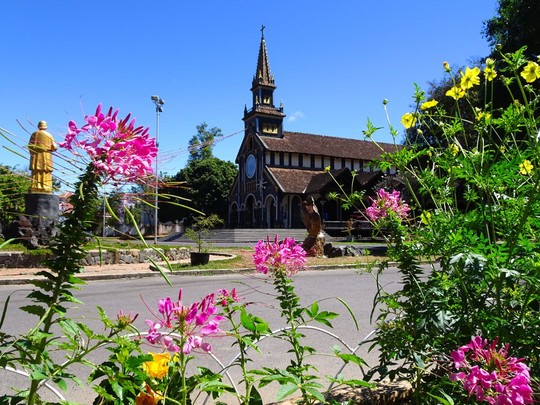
160;123;237;223
177;157;237;221
0;165;31;228
188;122;222;162
483;0;540;57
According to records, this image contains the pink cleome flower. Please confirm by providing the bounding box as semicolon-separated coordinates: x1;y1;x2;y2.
449;336;533;404
144;289;224;354
253;234;307;276
60;104;157;184
365;189;410;222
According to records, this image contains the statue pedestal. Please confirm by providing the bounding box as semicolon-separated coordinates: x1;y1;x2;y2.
25;193;59;220
24;193;60;246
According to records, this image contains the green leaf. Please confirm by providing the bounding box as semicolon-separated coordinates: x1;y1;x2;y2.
305;386;325;402
20;305;46;317
30;369;49;380
337;353;368;367
247;386;263;405
307;301;319;318
428;391;455;405
275;382;299;401
111;380;124;400
0;292;14;330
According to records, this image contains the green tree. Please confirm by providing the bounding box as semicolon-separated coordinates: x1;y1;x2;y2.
483;0;540;57
177;157;237;221
188;122;221;162
0;165;30;228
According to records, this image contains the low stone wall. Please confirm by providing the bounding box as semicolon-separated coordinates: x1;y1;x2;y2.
0;248;190;269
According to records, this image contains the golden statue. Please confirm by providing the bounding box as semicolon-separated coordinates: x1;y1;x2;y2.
28;121;57;193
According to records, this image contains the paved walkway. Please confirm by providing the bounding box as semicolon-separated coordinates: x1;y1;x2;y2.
0;254;241;285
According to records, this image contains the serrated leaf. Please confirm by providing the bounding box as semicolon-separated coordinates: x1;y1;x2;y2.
240;308;255;332
27;290;52;302
305;386;325;402
275;382;299;401
338;353;368;367
20;305;46;317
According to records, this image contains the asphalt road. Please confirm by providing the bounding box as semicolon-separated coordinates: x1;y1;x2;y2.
0;267;403;404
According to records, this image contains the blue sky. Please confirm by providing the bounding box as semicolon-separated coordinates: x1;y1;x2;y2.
1;1;498;189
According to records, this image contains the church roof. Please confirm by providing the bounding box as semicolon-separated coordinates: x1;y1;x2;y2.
259;131;399;161
267;167;322;193
266;166;384;194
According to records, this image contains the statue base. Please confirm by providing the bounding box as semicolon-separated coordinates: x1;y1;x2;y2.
4;194;60;248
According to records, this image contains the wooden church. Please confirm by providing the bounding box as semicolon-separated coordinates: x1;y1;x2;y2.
228;29;399;229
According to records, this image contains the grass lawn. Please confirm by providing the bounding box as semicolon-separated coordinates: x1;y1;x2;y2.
170;246;386;271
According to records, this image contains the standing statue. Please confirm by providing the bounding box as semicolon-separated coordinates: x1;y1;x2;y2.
28;121;57;193
300;196;325;257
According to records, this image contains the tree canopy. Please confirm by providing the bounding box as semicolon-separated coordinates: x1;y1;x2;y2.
0;165;31;229
159;123;237;223
188;122;222;162
483;0;540;57
177;157;237;221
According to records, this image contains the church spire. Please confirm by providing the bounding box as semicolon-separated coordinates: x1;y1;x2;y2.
253;24;275;88
244;26;285;138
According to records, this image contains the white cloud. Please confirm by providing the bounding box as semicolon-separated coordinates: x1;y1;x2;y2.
287;111;304;123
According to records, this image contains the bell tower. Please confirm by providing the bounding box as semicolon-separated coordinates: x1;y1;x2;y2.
243;26;285;138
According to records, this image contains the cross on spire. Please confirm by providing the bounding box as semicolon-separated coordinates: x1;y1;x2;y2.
260;24;265;39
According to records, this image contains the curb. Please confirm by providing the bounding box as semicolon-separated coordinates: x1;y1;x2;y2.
0;263;369;286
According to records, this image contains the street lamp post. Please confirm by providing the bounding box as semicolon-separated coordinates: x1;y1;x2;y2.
151;95;164;244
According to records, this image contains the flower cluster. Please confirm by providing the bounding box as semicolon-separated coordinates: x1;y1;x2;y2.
366;189;410;222
215;288;239;307
145;289;224;354
450;336;533;404
253;235;307;276
60;103;157;184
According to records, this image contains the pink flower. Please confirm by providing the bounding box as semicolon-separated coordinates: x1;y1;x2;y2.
366;189;410;222
215;288;239;306
449;336;533;404
253;234;307;276
60;104;157;184
144;289;224;354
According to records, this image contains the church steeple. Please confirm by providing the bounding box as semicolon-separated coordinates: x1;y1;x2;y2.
252;25;275;89
243;26;285;138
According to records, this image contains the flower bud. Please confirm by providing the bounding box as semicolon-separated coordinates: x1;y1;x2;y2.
443;61;451;72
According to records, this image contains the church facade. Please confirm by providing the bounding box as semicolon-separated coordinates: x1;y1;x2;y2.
227;31;399;229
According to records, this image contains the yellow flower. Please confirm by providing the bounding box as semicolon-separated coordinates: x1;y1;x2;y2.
520;61;540;83
484;66;497;81
460;67;481;89
143;352;171;379
420;211;432;225
476;111;492;122
324;165;331;172
401;113;417;129
499;145;506;154
449;144;459;156
420;100;438;110
519;159;534;175
446;85;465;100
